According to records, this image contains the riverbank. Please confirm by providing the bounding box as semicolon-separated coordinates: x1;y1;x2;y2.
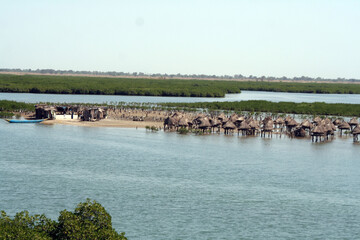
41;118;164;129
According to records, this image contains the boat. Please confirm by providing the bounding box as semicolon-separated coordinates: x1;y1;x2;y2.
6;119;44;123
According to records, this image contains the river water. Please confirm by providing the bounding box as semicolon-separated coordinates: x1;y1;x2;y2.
1;120;359;239
1;91;360;239
1;91;360;104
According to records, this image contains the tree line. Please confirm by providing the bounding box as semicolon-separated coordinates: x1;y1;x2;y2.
1;74;360;98
1;68;359;83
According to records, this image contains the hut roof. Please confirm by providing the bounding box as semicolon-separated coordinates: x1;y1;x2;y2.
223;120;237;129
263;121;274;131
324;124;333;133
275;117;285;124
349;117;359;126
198;117;211;128
238;121;250;130
229;113;239;122
178;117;189;126
313;116;322;124
234;116;245;123
301;120;313;129
249;120;260;129
287;119;298;127
333;119;342;126
312;125;325;135
217;113;227;121
352;125;360;134
338;121;351;130
209;118;221;127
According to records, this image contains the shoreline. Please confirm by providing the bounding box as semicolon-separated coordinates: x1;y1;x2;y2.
41;118;164;129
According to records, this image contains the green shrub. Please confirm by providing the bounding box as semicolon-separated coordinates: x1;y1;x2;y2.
0;199;127;240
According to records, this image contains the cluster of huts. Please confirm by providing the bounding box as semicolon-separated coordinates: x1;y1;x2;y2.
163;112;360;142
35;105;107;121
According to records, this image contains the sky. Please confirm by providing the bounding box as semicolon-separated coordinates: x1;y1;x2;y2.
1;0;360;79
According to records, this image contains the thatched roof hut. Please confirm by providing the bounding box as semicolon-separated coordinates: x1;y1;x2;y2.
352;125;360;142
238;121;250;131
352;125;360;135
229;113;239;123
274;117;285;125
313;116;322;125
178;117;189;127
348;117;359;128
223;120;236;129
333;118;342;126
198;117;211;130
217;113;227;121
209;117;221;127
338;121;351;130
300;120;313;129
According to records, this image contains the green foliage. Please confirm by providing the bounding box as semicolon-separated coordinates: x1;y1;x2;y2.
2;74;359;98
0;100;34;112
0;199;127;240
177;127;189;134
0;74;242;98
160;100;360;117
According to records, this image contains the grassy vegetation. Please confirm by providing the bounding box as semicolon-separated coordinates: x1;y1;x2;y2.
1;74;360;98
0;100;35;118
159;101;360;117
0;74;241;97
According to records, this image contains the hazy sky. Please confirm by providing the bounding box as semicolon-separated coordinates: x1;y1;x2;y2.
1;0;360;78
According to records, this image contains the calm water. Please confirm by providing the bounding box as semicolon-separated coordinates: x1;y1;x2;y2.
1;91;360;104
1;120;360;239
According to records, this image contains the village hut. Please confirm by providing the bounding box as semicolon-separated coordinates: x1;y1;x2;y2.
352;125;360;142
324;123;335;140
286;119;298;132
248;120;260;136
35;105;56;119
274;117;285;133
238;121;251;136
338;121;351;136
311;125;325;142
348;117;359;130
223;120;237;135
274;117;285;126
209;117;221;133
313;116;322;125
294;127;306;137
198;117;211;132
261;120;274;138
217;113;227;122
164;116;179;130
333;118;342;126
178;117;189;129
284;115;293;125
300;119;313;130
229;113;239;123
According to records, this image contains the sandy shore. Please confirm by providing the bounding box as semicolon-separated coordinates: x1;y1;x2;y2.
41;118;164;129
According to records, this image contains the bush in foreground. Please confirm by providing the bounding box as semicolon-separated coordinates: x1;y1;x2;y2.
0;199;127;240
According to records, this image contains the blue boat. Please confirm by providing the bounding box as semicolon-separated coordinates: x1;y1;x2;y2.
6;119;44;123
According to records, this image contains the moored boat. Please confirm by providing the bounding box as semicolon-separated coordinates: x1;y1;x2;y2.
6;119;44;123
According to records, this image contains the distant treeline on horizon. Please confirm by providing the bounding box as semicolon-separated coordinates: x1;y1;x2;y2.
1;68;359;83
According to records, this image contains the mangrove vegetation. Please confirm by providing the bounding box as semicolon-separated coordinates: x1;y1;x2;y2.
0;199;127;240
1;74;360;98
159;101;360;117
